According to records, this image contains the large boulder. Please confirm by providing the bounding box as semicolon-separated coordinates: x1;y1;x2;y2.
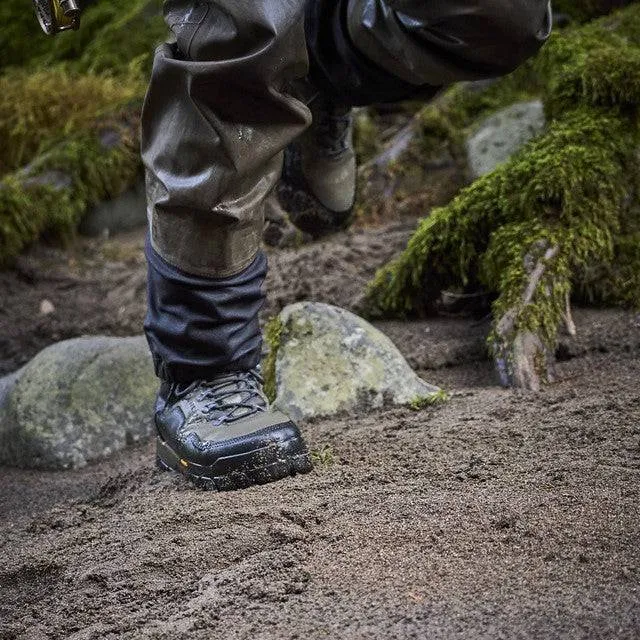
0;336;156;469
270;302;442;421
466;100;546;178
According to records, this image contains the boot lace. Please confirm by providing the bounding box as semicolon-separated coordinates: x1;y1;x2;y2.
175;370;267;424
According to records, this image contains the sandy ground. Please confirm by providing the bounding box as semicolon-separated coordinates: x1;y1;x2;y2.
1;349;639;639
1;224;639;639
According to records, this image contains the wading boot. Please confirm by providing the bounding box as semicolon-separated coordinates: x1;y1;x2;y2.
155;369;312;490
278;96;356;238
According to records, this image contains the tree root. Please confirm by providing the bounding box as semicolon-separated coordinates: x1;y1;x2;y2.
492;244;560;391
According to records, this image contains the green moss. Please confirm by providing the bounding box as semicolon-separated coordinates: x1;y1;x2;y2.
574;222;640;308
263;316;285;403
409;389;449;410
1;0;165;75
0;112;140;263
482;223;573;350
369;104;635;342
0;68;143;173
552;0;631;23
310;445;336;467
0;1;52;70
539;15;640;117
62;0;166;75
367;4;640;367
416;59;543;155
0;0;164;258
450;60;540;122
0;176;63;262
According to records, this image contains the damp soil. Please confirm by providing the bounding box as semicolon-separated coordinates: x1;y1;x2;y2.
1;225;640;639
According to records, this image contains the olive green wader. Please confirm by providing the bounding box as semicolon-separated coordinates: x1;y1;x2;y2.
142;0;552;382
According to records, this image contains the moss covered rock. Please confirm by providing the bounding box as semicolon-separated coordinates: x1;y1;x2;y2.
267;302;442;422
0;336;156;469
0;0;165;262
0;107;141;264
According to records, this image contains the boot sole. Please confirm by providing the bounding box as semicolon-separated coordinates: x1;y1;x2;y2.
155;434;313;491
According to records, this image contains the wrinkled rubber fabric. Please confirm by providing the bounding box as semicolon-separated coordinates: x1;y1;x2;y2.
308;0;551;105
141;0;311;279
142;0;552;279
346;0;552;87
144;237;267;383
306;0;440;106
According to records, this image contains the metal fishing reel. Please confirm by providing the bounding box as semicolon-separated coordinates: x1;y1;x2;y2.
33;0;81;35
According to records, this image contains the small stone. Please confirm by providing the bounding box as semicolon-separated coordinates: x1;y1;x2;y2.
466;100;546;179
79;179;147;237
272;302;441;421
39;299;55;316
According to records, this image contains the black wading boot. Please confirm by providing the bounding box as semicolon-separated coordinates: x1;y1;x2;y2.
155;369;312;491
278;96;356;237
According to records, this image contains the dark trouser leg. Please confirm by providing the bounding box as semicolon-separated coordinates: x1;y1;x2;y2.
144;240;268;382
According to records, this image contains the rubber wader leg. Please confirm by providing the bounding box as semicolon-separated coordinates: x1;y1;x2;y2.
141;0;311;279
306;0;552;105
346;0;553;86
141;1;310;381
144;239;268;383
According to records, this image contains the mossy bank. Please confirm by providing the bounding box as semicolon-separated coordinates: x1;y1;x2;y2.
367;4;640;388
0;0;165;264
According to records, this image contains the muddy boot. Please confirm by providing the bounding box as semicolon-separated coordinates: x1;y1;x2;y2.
278;96;356;238
155;369;312;491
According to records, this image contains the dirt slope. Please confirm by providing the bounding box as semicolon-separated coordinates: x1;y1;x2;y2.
1;347;639;639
